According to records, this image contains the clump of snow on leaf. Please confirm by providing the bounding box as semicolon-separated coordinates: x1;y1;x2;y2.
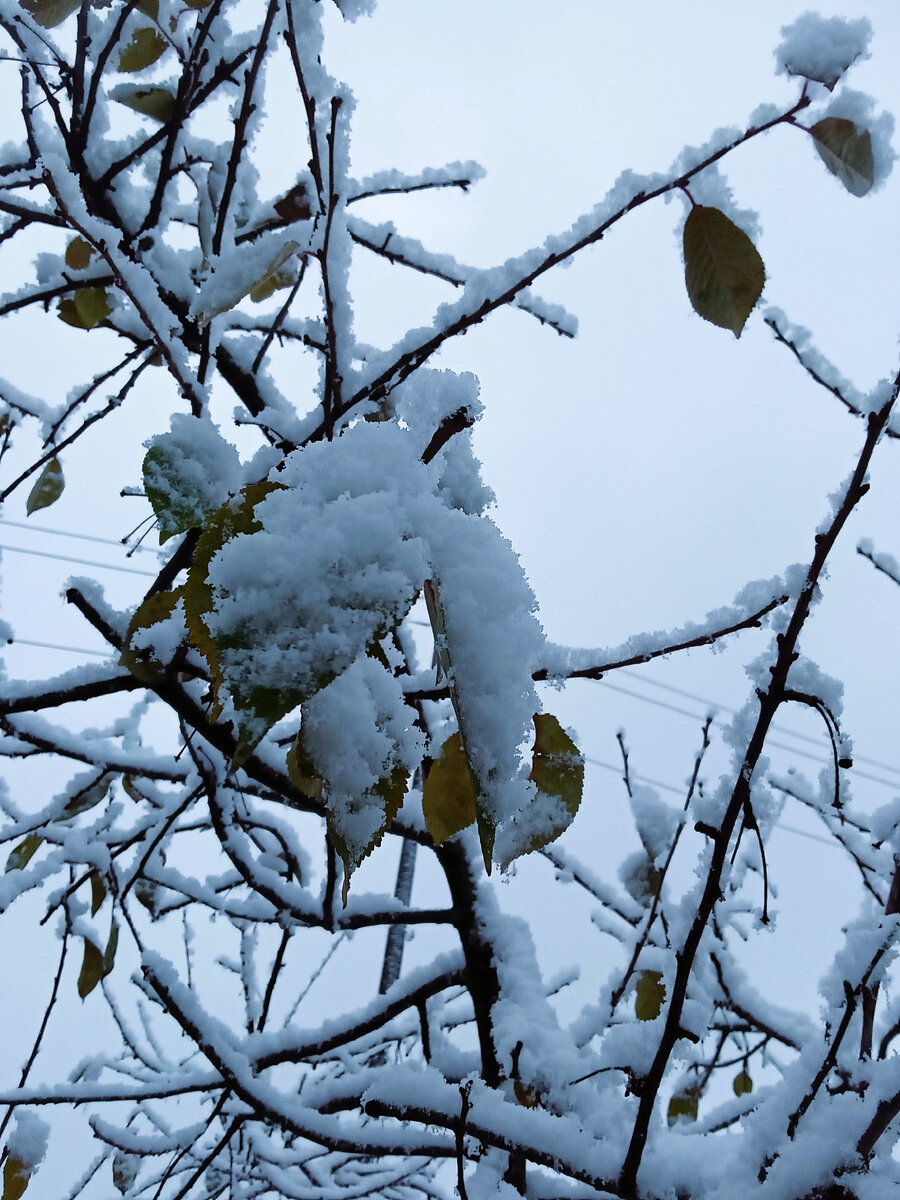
205;422;430;708
303;657;424;861
7;1110;49;1172
143;414;241;540
776;13;871;90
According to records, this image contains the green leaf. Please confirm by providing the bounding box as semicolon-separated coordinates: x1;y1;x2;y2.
2;1157;32;1200
77;938;105;1000
142;445;206;543
117;26;167;73
120;587;183;682
89;870;107;917
137;0;159;16
422;732;477;847
5;834;42;873
635;969;666;1021
811;117;874;198
77;921;118;999
733;1070;754;1097
683;205;765;337
667;1088;700;1125
58;773;111;820
64;236;93;270
20;0;79;28
26;458;64;515
112;1151;139;1196
110;84;176;123
58;287;111;329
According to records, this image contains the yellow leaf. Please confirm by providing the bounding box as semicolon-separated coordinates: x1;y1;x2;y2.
111;84;176;123
2;1156;31;1200
26;458;64;515
118;26;167;73
120;587;184;683
422;732;477;846
635;969;666;1021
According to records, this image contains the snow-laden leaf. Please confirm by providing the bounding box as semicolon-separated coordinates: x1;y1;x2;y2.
112;1151;139;1196
683;205;765;337
733;1070;754;1097
667;1088;700;1125
5;835;42;873
64;237;93;270
635;969;666;1021
183;480;291;759
110;84;176;123
620;850;662;907
120;587;183;682
422;731;477;846
26;458;64;515
20;0;78;28
528;713;582;827
286;736;324;800
331;763;409;906
58;772;111;820
2;1157;31;1200
811;117;874;197
117;27;167;72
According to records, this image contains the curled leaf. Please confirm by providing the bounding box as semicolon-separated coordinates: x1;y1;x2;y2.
683;205;765;337
811;117;874;197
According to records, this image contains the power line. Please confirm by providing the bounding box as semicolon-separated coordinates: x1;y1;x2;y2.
0;542;156;577
0;516;156;554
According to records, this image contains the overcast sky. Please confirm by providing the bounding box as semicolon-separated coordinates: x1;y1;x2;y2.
3;2;900;1037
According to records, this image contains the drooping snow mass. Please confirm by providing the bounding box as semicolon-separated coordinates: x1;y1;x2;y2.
5;1110;49;1172
775;13;872;90
302;656;425;863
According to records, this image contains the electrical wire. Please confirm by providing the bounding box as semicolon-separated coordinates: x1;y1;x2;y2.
0;516;156;554
0;542;156;577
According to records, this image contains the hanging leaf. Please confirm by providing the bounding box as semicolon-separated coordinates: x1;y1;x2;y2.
120;587;184;682
422;732;477;847
112;1151;139;1196
77;938;105;1000
133;879;159;917
111;1151;139;1196
20;0;79;27
667;1087;700;1125
811;118;874;198
733;1070;754;1097
528;712;583;833
5;834;42;873
58;287;112;329
77;921;118;999
26;458;64;515
621;852;662;907
89;870;107;916
117;26;167;73
110;84;176;123
64;237;93;270
2;1157;31;1200
635;969;666;1021
683;205;765;337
